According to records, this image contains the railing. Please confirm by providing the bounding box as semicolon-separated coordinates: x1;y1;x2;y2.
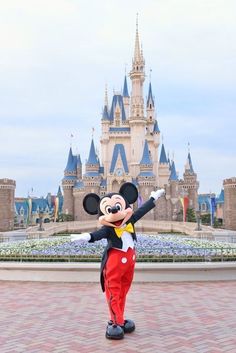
0;247;236;263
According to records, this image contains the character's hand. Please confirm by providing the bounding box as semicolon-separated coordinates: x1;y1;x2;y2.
150;189;165;201
70;233;91;242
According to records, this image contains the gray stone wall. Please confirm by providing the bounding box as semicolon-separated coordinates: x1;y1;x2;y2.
0;178;16;231
223;178;236;230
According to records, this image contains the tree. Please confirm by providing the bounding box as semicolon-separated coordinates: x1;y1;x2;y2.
186;208;196;222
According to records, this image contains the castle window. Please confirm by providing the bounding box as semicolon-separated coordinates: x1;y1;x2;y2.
149;104;152;109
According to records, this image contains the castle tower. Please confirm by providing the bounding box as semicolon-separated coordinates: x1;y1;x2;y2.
101;86;110;177
129;18;146;177
158;144;170;187
169;160;180;220
137;140;155;219
62;148;77;216
146;82;155;124
0;178;16;231
83;138;101;194
180;151;199;210
223;177;236;230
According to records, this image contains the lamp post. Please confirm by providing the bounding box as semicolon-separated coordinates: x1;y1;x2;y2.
195;206;202;231
38;209;44;231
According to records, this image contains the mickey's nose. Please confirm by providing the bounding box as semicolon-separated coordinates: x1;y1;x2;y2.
111;206;118;214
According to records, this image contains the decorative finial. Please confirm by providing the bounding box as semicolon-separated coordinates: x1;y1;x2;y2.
124;63;127;75
136;12;139;33
70;133;74;147
104;84;108;107
149;68;152;82
162;134;164;144
188;142;190;153
92;127;95;138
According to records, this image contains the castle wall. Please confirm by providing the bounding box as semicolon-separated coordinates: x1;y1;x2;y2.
223;177;236;230
0;178;16;231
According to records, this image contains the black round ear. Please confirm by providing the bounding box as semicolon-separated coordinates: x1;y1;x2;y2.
83;193;100;215
119;182;138;204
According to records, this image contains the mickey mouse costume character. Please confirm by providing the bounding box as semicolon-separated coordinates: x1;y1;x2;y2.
71;182;165;340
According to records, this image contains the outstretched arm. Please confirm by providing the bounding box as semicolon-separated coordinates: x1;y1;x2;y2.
70;227;109;243
132;189;165;223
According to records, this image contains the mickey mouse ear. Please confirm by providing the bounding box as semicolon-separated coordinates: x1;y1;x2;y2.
83;193;100;215
119;182;138;204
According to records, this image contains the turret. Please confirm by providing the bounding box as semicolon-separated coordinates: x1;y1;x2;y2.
62;147;77;216
158;144;170;187
146;82;155;123
137;140;155;219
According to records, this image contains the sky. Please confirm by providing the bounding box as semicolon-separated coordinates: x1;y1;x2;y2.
0;0;235;197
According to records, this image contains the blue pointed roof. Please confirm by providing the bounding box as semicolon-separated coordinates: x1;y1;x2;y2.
86;139;99;165
169;161;178;181
57;186;62;197
102;105;109;120
187;152;194;173
159;144;168;164
65;148;77;172
77;154;82;166
140;140;152;165
110;144;129;173
109;94;126;121
153;120;160;133
216;189;224;204
147;82;155;107
123;76;129;97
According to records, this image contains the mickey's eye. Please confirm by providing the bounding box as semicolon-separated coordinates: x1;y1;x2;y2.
115;202;122;211
105;206;112;214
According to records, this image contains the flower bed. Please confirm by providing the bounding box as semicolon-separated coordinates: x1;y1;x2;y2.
0;234;236;262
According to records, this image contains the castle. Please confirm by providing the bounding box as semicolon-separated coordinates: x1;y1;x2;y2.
62;23;199;222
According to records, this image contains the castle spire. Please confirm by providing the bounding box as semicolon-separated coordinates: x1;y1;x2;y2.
140;140;152;165
64;147;77;173
86;139;99;165
123;76;129;97
169;160;178;181
147;82;155;108
134;13;142;63
159;144;168;164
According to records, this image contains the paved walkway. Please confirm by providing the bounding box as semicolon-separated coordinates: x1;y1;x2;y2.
0;281;236;353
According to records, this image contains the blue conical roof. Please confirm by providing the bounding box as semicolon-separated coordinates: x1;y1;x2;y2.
169;160;178;181
140;140;152;165
123;76;129;97
65;148;77;172
86;139;99;165
77;154;82;166
147;82;155;107
153;120;160;133
102;105;110;120
159;144;168;164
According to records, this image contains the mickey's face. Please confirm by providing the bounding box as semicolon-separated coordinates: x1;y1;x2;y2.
82;182;139;228
99;194;133;228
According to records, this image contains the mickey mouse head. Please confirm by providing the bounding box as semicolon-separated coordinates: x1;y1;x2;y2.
83;182;138;228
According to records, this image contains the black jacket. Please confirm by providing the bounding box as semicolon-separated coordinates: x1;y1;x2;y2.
89;197;156;291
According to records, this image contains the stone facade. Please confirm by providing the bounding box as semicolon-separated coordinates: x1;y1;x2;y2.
223;177;236;230
62;24;199;222
0;178;16;231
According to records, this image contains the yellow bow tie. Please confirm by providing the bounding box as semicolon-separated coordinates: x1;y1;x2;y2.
114;223;134;238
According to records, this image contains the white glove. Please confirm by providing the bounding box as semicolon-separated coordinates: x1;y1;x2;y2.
70;233;91;242
150;189;165;201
